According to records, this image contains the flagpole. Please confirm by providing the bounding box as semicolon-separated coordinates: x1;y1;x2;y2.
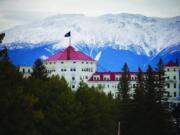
69;36;71;46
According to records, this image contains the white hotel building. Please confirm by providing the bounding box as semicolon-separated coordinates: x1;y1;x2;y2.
19;45;180;102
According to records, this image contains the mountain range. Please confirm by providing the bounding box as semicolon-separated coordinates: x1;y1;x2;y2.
1;13;180;71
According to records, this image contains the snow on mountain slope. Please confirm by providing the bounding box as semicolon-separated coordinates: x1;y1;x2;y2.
3;13;180;56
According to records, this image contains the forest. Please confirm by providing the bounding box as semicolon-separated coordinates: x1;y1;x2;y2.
0;33;180;135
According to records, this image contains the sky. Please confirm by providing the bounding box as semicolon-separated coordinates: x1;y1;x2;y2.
0;0;180;31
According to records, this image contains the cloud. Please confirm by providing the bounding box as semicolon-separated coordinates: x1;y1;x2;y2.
0;0;180;31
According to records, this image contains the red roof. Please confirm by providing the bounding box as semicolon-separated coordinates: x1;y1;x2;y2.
46;46;95;61
89;72;138;81
165;60;178;67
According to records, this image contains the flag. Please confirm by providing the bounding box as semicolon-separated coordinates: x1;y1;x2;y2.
64;31;71;37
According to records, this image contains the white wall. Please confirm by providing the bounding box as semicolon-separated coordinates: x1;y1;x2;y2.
45;60;96;90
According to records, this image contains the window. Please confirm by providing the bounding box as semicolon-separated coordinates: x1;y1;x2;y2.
174;92;176;97
73;61;76;64
167;83;170;88
61;62;64;64
174;76;176;80
91;62;93;64
72;77;75;81
133;84;136;88
85;76;88;79
167;76;169;80
28;69;31;73
174;83;176;88
49;62;52;64
22;68;25;73
174;68;176;72
167;68;169;71
86;62;88;64
82;62;84;64
72;85;75;88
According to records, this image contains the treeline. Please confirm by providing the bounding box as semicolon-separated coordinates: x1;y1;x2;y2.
0;47;178;135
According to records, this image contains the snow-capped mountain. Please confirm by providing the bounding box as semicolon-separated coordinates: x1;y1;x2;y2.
1;13;180;71
3;13;180;56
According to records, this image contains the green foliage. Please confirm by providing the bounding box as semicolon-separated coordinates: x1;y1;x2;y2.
118;63;130;100
156;58;167;102
0;48;176;135
117;63;133;135
0;60;42;135
31;58;48;80
76;82;117;135
0;33;5;43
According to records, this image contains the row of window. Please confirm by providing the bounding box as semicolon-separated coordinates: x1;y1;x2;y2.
166;76;177;80
47;69;55;73
61;68;93;72
71;76;89;81
46;61;94;65
82;68;93;72
167;92;177;97
167;83;177;88
98;83;137;89
166;68;177;72
61;68;76;72
93;76;137;81
22;68;31;73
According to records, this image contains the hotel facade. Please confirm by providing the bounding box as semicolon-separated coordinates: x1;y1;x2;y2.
19;45;180;103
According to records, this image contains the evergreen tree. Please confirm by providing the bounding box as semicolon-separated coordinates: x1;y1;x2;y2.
0;33;5;43
130;67;146;135
118;63;130;100
0;33;9;61
156;58;167;102
0;49;42;135
117;63;132;135
31;58;48;80
76;82;116;135
134;67;144;102
143;65;175;135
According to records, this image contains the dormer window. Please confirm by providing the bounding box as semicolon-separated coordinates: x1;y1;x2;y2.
115;75;121;81
93;75;100;81
103;75;110;81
